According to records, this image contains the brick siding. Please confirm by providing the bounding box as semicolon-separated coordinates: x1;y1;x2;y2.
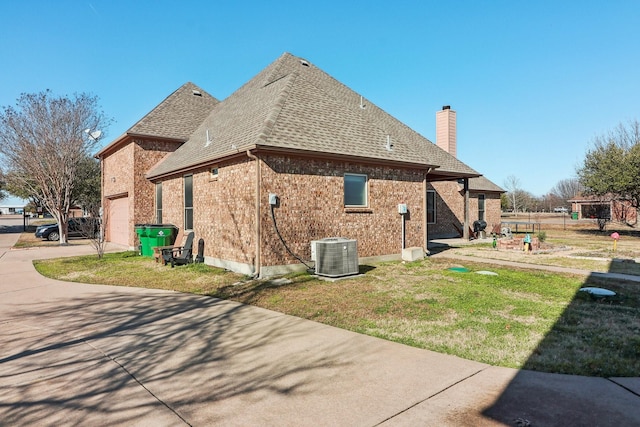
101;137;180;247
428;181;502;238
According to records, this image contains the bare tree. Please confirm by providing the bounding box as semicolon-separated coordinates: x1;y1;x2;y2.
503;175;523;213
77;214;107;258
0;169;6;201
550;178;583;203
0;90;109;244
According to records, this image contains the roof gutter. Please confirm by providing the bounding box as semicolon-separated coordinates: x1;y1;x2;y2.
246;149;261;278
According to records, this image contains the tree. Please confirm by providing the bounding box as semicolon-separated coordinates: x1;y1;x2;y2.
0;169;6;201
72;156;101;217
0;90;109;244
577;120;640;211
503;175;525;213
550;178;583;204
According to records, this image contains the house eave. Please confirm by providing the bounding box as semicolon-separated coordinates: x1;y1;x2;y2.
146;144;442;181
252;145;440;171
427;171;482;182
96;132;184;159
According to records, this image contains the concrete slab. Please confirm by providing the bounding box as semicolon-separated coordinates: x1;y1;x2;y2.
383;366;640;426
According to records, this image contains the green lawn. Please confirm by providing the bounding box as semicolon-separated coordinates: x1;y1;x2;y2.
34;251;640;377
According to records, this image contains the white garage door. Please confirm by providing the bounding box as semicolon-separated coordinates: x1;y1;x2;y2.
108;196;130;246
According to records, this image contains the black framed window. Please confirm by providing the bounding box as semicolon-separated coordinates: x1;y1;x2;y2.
155;182;162;223
184;175;193;230
427;190;436;224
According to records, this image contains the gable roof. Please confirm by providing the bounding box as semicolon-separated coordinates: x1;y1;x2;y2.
96;82;218;158
146;53;481;180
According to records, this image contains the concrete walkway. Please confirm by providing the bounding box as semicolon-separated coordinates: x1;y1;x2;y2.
1;222;640;426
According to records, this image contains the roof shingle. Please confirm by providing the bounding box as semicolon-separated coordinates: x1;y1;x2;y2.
146;53;482;179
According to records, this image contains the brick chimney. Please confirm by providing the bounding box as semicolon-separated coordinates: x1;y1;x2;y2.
436;105;456;157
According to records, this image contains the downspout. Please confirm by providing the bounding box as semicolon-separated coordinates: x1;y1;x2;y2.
463;177;470;240
246;150;261;278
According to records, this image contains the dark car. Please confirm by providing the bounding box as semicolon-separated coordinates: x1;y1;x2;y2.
35;218;100;241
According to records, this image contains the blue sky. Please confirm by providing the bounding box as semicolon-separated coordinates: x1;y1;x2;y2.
1;0;639;205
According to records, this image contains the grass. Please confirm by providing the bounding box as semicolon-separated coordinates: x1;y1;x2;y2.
447;227;640;275
33;250;640;377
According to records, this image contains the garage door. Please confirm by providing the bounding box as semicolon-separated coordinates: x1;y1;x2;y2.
108;196;130;246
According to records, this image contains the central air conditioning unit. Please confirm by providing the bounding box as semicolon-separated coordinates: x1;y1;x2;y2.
311;237;358;278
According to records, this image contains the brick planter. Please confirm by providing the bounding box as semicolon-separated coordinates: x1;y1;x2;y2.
497;236;540;251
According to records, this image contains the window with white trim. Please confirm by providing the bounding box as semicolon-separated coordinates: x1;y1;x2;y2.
427;190;436;224
344;173;368;207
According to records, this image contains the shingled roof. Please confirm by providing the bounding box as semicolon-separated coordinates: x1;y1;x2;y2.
147;53;481;180
96;82;218;159
469;176;504;193
127;82;218;140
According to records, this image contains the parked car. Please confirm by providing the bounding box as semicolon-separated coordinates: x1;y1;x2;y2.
553;207;568;213
35;218;100;241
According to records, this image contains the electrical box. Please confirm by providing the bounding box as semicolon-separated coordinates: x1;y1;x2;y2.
269;193;278;206
398;203;407;214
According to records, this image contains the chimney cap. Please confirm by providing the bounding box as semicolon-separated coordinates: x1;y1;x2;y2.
442;105;451;110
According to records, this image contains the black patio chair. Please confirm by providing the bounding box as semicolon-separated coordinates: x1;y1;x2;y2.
162;231;194;268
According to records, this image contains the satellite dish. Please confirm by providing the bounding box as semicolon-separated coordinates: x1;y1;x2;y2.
84;129;102;140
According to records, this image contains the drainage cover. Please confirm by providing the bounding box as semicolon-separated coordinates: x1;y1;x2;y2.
448;267;470;273
579;287;616;297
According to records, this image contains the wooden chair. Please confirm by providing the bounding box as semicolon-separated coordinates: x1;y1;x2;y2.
153;228;184;263
162;232;195;268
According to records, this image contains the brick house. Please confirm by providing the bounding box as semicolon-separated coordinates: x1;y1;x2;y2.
569;195;638;224
97;53;503;276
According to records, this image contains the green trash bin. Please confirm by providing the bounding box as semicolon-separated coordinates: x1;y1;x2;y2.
144;224;177;257
571;212;578;220
135;224;151;256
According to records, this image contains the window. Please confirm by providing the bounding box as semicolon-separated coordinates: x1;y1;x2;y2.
155;182;162;224
344;173;367;207
478;194;485;221
426;190;436;224
184;175;193;230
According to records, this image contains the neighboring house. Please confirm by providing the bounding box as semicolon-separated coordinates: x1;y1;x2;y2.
0;205;25;215
97;53;503;276
569;195;638;224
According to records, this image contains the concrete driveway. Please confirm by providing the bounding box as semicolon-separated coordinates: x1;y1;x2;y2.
1;216;639;426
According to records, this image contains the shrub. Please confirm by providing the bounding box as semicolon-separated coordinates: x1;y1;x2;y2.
537;231;547;242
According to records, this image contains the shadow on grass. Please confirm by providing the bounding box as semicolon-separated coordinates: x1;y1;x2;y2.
482;262;640;425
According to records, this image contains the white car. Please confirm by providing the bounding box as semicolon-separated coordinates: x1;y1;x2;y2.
553;207;568;213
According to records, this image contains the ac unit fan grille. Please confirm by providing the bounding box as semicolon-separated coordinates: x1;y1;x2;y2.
314;238;358;277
